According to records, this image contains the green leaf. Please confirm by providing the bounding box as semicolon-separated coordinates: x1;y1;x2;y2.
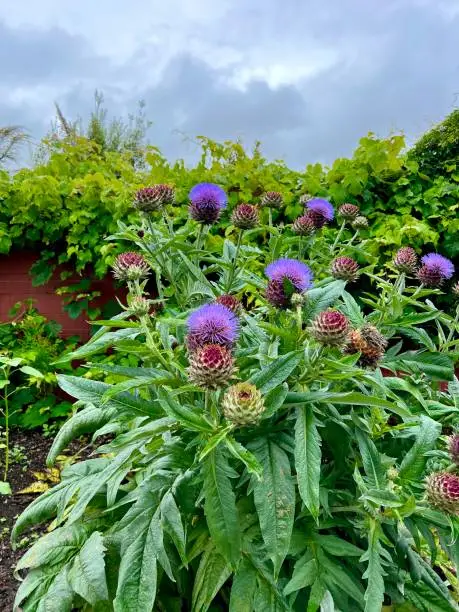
249;351;301;394
399;415;441;482
114;523;158;612
57;375;163;418
202;449;241;566
317;535;364;557
294;405;321;520
37;566;74;612
262;383;288;419
319;551;365;607
303;280;346;320
47;405;117;466
355;429;386;489
160;491;187;567
53;327;141;365
0;480;11;495
250;438;295;578
284;557;317;595
229;557;258;612
384;351;454;381
341;290;365;326
20;365;44;378
156;387;214;432
199;425;233;461
360;521;385;612
68;532;108;606
286;390;397;410
226;437;263;479
191;545;231;612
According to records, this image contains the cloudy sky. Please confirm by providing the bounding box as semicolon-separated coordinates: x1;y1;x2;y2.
1;0;458;168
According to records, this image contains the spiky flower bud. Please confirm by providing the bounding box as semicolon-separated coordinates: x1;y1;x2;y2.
260;191;283;208
222;382;265;426
352;215;369;230
331;257;360;282
393;247;418;274
231;204;259;229
345;324;387;367
426;472;459;514
134;185;175;212
299;193;313;205
311;310;350;345
292;214;316;236
291;292;305;306
129;296;152;317
188;344;235;389
215;295;243;315
448;434;459;465
112;252;150;281
265;279;290;309
338;203;360;220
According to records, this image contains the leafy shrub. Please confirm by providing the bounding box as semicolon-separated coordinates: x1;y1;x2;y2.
409;109;459;175
11;188;459;611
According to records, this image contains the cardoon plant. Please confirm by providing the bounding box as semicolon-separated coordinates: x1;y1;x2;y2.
11;177;459;612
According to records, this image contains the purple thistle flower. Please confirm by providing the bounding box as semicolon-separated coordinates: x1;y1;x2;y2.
265;258;313;292
421;253;455;279
189;183;227;224
187;303;239;350
305;198;334;227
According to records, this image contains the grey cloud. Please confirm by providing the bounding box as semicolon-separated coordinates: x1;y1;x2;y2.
1;0;459;169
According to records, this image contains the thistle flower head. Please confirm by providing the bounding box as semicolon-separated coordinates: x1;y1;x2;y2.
331;257;360;282
188;344;235;389
292;214;316;236
338;203;360;220
352;215;369;230
260;191;283;208
305;198;334;228
426;472;459;514
222;382;265;426
311;310;350;345
417;253;455;287
134;185;175;212
393;247;418;274
186;303;239;351
189;182;227;224
265;259;313;292
215;294;243;315
265;258;313;309
112;252;150;281
448;434;459;465
231;204;259;229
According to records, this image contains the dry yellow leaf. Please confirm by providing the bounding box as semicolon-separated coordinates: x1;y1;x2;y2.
18;482;50;494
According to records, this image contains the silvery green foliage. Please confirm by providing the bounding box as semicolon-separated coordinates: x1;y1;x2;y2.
12;196;459;612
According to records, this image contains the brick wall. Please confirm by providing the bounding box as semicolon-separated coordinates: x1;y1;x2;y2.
0;251;124;340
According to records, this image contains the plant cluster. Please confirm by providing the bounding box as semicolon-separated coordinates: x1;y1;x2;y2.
10;183;459;611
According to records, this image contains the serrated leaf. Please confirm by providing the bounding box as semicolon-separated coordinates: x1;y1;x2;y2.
229;557;258;612
317;535;364;557
294;405;321;520
225;437;263;478
53;327;140;365
191;545;231;612
156;387;214;432
160;491;187;567
203;449;241;566
304;280;346;320
360;521;385;612
250;438;295;578
249;351;301;394
384;351;454;381
399;415;441;482
355;429;386;490
68;531;108;606
341;290;365;326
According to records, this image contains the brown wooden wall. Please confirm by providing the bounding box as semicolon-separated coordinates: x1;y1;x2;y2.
0;252;123;340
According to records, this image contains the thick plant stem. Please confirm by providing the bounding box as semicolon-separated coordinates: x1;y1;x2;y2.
296;304;303;336
195;224;204;252
139;314;170;371
331;220;346;254
225;231;243;293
